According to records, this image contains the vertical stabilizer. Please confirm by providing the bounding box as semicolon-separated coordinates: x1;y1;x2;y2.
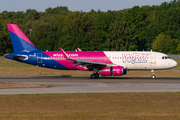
7;24;39;53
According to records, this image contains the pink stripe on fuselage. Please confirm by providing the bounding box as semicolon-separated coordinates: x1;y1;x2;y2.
7;24;35;46
43;51;113;69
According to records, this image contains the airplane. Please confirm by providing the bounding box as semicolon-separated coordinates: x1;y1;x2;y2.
4;24;177;79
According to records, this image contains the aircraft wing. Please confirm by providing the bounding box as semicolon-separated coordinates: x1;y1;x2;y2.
60;48;113;69
73;59;108;69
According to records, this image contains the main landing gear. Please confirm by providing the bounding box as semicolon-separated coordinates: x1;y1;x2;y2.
151;70;156;79
90;68;99;79
90;73;99;79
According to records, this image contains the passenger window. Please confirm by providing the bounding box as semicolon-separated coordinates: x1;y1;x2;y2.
162;56;164;59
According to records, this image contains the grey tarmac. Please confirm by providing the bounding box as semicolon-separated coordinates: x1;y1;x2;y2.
0;76;180;94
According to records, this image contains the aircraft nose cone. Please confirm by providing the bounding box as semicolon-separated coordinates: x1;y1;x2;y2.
172;60;177;67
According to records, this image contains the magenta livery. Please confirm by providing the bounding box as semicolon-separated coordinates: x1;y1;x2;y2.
4;24;177;79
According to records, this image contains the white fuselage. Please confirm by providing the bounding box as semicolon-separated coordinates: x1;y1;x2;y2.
104;51;177;70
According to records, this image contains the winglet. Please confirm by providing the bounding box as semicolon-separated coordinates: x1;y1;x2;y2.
77;48;82;51
59;48;69;59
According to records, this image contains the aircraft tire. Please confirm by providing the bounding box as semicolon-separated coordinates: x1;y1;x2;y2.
90;74;96;79
151;75;156;79
95;73;99;78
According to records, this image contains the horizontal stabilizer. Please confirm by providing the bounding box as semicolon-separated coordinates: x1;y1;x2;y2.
4;53;28;60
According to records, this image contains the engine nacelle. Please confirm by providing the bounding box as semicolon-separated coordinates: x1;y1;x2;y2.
100;66;127;76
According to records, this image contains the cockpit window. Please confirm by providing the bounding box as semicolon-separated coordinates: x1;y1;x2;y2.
162;56;170;59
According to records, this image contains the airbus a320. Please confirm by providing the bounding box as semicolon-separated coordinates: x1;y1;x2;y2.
4;24;177;79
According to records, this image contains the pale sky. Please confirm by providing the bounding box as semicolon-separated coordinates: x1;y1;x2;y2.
0;0;172;13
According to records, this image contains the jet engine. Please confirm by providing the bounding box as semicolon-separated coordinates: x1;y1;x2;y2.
100;66;127;76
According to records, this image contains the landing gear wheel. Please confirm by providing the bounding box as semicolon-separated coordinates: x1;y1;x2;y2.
151;70;156;79
90;73;99;79
151;75;156;79
90;74;96;79
95;73;99;78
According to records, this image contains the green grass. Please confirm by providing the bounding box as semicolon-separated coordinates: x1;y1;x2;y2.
0;83;50;89
0;57;33;67
0;93;180;120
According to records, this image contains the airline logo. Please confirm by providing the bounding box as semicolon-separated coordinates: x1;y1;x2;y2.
122;53;148;64
53;53;78;57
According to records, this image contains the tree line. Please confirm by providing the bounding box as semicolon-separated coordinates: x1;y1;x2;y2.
0;0;180;55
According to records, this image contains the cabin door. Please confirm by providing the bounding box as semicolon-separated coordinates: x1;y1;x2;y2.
150;53;156;64
37;53;43;63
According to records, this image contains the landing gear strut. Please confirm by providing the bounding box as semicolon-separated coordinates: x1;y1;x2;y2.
151;70;156;79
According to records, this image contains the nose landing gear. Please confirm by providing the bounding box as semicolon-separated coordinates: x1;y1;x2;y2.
151;70;156;79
